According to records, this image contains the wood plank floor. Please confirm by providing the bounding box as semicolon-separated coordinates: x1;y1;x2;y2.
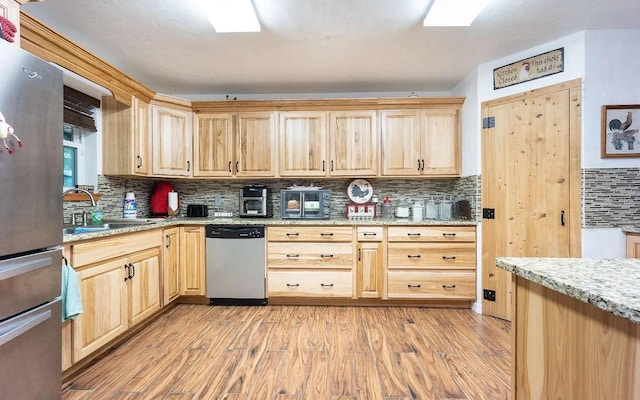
63;305;511;400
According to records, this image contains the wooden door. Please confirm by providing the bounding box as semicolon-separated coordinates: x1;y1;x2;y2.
180;226;205;296
422;109;460;176
132;97;150;175
236;112;276;177
128;247;161;327
279;111;327;177
380;110;421;176
163;227;180;304
73;258;128;362
193;113;234;177
482;80;581;320
329;111;377;176
357;242;384;298
151;105;192;176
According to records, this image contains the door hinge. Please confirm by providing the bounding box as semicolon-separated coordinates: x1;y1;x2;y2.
482;116;495;129
482;208;495;219
483;289;496;302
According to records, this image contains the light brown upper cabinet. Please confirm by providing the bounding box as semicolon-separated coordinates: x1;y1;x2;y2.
279;111;327;177
381;109;460;177
329;111;378;176
193;112;276;177
150;104;193;177
102;96;150;176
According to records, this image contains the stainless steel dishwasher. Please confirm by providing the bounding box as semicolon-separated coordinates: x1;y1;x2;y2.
205;224;267;305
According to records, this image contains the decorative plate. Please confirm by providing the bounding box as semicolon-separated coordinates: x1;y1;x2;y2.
347;179;373;204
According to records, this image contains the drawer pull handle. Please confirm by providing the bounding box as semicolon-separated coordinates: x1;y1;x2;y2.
320;254;334;258
442;256;456;260
442;284;456;289
362;232;377;236
320;283;334;287
407;233;421;237
286;232;299;237
442;233;457;237
407;284;421;288
286;283;300;287
320;232;334;237
407;255;421;259
286;254;300;258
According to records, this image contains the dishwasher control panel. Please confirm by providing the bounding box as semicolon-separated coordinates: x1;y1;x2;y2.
205;224;265;239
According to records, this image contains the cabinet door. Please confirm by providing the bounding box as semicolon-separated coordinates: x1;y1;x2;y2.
421;109;460;176
73;258;128;363
132;97;150;175
627;234;640;258
329;111;377;176
151;105;193;176
357;242;384;298
193;113;234;177
102;96;148;176
163;227;180;304
279;112;327;177
380;110;422;176
180;226;205;296
236;112;276;177
128;247;162;327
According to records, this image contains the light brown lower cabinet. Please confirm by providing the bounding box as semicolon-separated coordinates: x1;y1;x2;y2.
626;233;640;258
356;226;385;299
68;230;162;364
163;227;180;304
179;226;206;296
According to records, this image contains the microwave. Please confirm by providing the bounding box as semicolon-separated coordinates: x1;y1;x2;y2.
281;189;331;219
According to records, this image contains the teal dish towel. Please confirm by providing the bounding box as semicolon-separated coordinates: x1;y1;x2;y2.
61;261;83;321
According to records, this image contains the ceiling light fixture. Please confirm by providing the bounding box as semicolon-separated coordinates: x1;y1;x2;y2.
196;0;261;33
423;0;490;27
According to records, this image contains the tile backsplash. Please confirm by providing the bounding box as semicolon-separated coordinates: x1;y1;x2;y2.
68;175;480;222
583;167;640;228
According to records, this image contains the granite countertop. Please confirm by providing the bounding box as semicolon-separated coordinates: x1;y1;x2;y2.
63;216;477;243
621;225;640;234
496;257;640;324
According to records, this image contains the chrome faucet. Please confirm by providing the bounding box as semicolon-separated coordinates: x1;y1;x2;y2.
63;188;97;226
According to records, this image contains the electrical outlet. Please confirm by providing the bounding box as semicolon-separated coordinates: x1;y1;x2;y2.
214;195;222;206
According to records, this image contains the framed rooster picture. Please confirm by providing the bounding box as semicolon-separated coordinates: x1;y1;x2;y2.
601;105;640;158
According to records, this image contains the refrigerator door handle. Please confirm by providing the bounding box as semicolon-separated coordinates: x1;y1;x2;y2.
0;257;52;281
0;309;51;347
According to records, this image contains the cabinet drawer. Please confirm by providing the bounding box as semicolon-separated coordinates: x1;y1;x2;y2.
268;271;352;297
356;226;384;241
268;226;353;242
72;229;162;267
387;226;475;242
268;242;353;269
387;270;475;300
387;242;475;270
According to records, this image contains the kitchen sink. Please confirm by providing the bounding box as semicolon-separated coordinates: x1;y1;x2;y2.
63;219;158;235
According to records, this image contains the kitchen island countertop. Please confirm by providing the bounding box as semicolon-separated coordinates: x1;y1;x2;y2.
63;216;477;243
496;257;640;324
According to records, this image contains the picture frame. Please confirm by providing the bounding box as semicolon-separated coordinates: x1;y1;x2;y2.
601;104;640;158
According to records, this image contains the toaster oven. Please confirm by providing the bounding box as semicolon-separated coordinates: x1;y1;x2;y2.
281;189;331;219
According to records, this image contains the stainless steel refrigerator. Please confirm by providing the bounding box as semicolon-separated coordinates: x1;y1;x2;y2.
0;39;63;399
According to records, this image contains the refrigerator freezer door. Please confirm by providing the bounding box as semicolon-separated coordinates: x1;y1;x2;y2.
0;40;63;257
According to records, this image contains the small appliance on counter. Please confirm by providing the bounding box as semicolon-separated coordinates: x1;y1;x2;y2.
239;184;270;217
187;204;209;217
281;187;331;219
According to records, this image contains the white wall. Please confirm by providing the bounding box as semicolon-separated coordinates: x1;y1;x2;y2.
583;29;640;168
452;69;480;177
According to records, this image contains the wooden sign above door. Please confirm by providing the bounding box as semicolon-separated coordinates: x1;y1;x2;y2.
493;48;564;90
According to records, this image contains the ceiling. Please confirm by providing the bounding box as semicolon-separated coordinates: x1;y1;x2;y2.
21;0;640;98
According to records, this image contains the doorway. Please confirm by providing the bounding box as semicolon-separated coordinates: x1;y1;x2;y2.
481;79;582;320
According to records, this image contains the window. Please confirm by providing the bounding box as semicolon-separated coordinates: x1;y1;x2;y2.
63;124;83;190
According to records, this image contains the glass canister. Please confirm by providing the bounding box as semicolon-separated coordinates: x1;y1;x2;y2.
395;198;410;218
439;197;453;220
425;197;439;220
381;197;394;220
